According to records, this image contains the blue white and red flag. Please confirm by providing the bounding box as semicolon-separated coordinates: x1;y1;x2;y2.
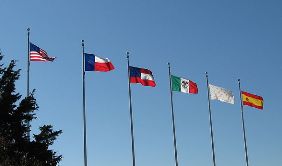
29;43;55;62
129;66;156;87
85;53;114;72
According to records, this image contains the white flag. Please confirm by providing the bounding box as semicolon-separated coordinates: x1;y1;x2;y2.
209;84;234;104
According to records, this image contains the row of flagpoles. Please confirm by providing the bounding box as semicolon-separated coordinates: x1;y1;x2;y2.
25;29;264;166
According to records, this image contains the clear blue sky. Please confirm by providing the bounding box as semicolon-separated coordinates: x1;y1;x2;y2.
1;0;281;165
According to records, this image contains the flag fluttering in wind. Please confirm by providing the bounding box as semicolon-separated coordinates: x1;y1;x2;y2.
84;53;114;72
29;42;55;62
129;66;156;87
171;75;198;94
242;91;263;110
209;84;234;104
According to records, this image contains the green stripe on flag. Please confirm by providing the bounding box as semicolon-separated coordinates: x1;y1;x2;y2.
171;75;181;92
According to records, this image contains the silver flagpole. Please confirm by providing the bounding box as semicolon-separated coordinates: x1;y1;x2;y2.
127;52;136;166
27;28;30;97
82;40;88;166
168;63;179;166
205;72;217;166
238;79;250;166
27;28;31;140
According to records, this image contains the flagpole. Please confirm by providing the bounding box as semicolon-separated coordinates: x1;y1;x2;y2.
26;28;31;140
168;63;179;166
27;28;30;97
127;52;136;166
82;40;88;166
238;79;250;166
205;72;217;166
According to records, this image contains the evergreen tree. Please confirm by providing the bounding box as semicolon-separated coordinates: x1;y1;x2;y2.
0;52;62;166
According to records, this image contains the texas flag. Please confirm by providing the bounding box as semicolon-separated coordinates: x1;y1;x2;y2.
85;53;114;72
129;66;156;87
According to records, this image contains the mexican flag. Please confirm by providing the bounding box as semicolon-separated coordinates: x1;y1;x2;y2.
171;75;198;94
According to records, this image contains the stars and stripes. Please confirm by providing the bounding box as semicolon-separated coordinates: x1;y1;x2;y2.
29;42;55;62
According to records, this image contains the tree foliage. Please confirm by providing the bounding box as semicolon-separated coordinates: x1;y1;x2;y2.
0;52;62;166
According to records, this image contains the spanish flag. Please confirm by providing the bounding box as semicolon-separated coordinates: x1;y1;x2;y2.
241;91;263;110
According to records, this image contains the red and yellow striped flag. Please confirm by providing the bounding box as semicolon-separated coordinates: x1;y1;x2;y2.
241;91;263;110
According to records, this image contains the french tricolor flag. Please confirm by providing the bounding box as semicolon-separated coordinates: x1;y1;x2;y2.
129;66;156;87
85;53;114;72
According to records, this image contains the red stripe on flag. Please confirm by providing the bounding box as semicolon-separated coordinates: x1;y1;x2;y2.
189;80;198;94
94;62;114;72
130;77;156;87
243;101;263;110
30;54;48;61
30;59;48;62
242;91;263;100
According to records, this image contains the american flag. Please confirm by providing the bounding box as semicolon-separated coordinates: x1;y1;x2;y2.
29;42;55;62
